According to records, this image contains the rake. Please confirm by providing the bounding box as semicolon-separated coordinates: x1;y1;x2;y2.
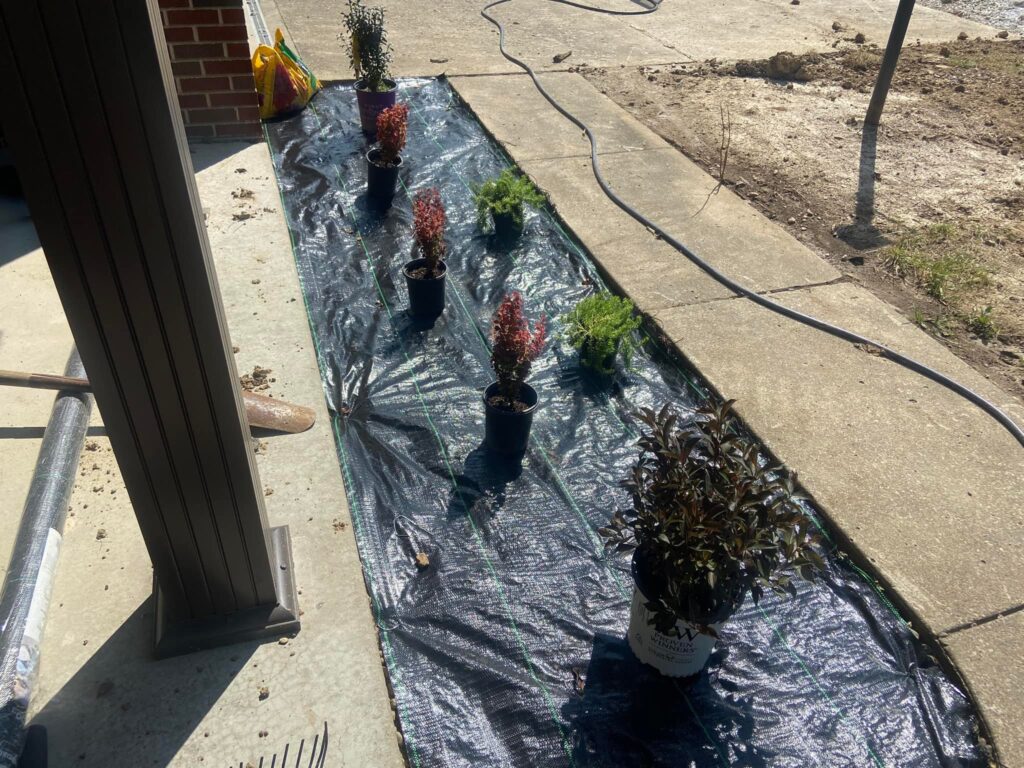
234;722;328;768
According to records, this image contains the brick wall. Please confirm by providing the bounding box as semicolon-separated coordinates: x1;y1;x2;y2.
159;0;261;140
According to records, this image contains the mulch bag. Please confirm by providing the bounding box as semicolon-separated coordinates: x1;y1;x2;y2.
252;29;320;120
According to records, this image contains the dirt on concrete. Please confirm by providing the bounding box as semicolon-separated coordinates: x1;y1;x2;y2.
240;365;275;392
581;38;1024;402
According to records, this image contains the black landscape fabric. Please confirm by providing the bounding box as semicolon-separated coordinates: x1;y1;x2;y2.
264;79;984;768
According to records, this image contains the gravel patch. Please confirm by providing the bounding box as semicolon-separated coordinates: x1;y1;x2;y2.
919;0;1023;32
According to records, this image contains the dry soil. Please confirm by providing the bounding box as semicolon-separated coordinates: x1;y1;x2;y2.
582;38;1024;402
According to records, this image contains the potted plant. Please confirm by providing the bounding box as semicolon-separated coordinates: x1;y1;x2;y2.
404;188;447;317
562;291;642;375
484;292;546;455
473;168;545;240
366;103;407;209
343;0;396;135
600;401;823;677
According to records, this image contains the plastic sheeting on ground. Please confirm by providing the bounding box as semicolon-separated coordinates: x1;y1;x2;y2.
264;78;985;768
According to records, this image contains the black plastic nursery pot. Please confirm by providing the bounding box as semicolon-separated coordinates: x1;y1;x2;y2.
580;337;619;375
491;209;523;240
403;258;447;317
365;149;402;209
354;78;397;134
483;381;538;456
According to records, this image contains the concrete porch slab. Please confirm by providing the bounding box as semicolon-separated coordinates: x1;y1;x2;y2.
652;282;1024;635
23;142;405;768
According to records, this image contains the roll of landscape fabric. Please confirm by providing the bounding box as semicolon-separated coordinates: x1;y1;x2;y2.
0;350;92;767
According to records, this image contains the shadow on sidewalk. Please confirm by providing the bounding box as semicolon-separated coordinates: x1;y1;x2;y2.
30;600;259;767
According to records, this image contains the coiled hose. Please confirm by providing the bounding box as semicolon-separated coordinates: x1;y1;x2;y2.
480;0;1024;449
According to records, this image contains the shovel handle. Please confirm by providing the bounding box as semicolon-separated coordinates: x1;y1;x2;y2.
0;368;316;434
0;369;92;392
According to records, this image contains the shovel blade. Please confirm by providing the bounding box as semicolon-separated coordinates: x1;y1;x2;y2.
242;391;316;434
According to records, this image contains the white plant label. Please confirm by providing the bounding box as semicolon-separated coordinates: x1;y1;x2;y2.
627;587;719;677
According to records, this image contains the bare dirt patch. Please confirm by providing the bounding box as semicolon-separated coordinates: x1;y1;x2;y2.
581;39;1024;401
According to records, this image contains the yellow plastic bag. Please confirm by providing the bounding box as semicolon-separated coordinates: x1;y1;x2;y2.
252;30;320;120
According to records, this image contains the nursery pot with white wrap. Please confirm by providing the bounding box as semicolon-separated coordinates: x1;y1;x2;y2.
627;553;728;677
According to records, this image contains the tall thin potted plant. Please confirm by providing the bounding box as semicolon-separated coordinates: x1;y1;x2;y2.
484;293;546;455
343;0;396;134
404;188;447;317
366;103;407;209
601;401;823;677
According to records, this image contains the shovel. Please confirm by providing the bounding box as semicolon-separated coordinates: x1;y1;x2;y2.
0;369;316;434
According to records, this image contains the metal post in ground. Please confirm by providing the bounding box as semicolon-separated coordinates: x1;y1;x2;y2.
865;0;917;126
0;0;299;656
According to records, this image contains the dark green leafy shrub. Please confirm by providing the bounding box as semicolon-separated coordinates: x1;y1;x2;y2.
600;401;823;635
473;169;545;231
343;0;392;92
561;292;641;374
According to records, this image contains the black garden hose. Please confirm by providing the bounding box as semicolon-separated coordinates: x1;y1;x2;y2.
480;0;1024;449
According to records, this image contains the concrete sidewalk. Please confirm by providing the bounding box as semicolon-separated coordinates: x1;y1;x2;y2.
0;143;404;767
261;0;996;80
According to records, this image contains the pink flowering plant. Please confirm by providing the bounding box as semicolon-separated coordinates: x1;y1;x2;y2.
412;188;446;276
490;292;546;404
375;103;408;165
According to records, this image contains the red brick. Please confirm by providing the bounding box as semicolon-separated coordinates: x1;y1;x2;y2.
216;122;263;139
226;43;251;58
230;74;256;91
196;24;247;42
166;8;218;24
163;26;195;42
220;8;244;23
185;124;215;139
179;76;231;92
171;43;225;60
171;60;202;77
209;91;258;107
203;58;252;75
187;107;239;124
178;93;208;109
236;105;260;122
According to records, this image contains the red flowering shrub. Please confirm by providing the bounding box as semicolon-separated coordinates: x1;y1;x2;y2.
376;103;408;165
491;292;546;403
413;188;446;274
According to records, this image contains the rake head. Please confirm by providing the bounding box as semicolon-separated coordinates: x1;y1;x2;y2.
234;722;328;768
